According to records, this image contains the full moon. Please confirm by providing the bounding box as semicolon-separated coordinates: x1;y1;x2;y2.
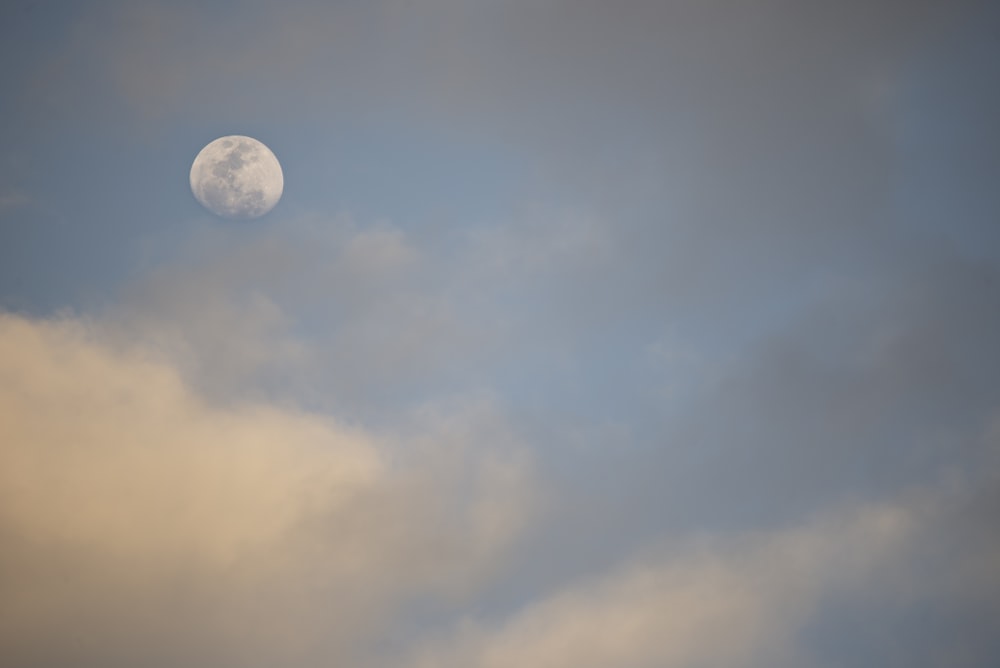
190;135;283;219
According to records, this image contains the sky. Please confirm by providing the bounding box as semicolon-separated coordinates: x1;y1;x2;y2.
1;1;999;666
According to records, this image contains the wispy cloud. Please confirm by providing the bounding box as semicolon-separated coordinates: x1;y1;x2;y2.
0;189;28;210
404;503;913;668
399;463;1000;668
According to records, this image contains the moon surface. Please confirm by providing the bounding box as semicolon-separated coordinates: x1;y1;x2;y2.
190;135;283;219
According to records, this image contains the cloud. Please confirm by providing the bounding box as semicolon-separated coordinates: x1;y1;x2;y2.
1;308;998;668
105;207;623;414
0;189;28;210
0;311;535;668
104;213;477;412
402;503;910;668
400;469;1000;668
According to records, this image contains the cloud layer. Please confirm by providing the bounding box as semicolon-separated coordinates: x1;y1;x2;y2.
0;312;533;667
2;310;999;667
2;1;1000;666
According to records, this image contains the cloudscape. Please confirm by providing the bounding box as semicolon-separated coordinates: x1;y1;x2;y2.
2;1;999;666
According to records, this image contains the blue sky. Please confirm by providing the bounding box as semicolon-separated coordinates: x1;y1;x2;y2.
2;2;999;667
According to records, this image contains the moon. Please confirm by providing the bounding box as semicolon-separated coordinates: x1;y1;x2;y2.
190;135;283;219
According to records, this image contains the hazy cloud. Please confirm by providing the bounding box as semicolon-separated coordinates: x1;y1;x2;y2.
400;467;1000;668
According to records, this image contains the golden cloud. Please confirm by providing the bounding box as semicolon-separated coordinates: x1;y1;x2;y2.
0;312;533;667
